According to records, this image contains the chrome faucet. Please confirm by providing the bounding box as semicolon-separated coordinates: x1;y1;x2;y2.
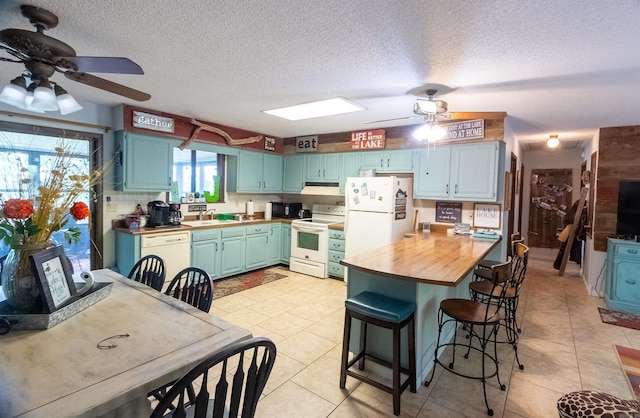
204;209;216;220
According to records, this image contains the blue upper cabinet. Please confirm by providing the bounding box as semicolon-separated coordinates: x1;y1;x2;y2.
414;141;504;202
360;149;414;173
283;154;305;193
227;150;283;193
305;154;341;182
114;131;177;191
340;152;361;194
414;146;452;199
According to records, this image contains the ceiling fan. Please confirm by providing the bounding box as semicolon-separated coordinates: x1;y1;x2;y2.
365;88;449;125
0;4;151;106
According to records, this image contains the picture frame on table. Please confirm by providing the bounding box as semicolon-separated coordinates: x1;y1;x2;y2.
473;203;502;229
29;245;77;313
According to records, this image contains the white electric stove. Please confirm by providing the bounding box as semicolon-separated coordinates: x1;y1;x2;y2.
290;204;345;278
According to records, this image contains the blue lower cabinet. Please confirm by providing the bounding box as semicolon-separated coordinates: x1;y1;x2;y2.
220;227;245;277
191;229;221;280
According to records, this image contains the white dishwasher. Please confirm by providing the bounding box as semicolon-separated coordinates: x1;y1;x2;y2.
140;230;191;289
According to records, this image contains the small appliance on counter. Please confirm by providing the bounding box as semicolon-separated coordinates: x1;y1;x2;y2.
168;202;182;225
147;201;170;227
271;202;302;218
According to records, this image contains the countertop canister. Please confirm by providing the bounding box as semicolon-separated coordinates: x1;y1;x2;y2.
264;202;272;220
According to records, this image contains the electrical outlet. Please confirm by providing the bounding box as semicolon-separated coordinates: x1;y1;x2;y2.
107;202;118;213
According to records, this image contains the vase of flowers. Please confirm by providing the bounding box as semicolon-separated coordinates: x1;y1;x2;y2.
0;142;99;312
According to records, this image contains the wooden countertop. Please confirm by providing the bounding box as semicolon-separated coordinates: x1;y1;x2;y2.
340;231;501;287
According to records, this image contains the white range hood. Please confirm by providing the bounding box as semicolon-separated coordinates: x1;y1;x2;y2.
300;182;341;196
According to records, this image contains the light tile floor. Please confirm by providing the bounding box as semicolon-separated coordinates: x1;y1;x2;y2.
210;248;638;417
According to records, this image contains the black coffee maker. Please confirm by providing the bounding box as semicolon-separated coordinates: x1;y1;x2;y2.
168;202;182;225
147;201;170;227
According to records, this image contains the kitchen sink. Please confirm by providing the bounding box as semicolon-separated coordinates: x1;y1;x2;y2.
181;219;241;227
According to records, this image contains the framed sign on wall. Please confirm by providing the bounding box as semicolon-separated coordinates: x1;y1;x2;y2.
473;203;501;229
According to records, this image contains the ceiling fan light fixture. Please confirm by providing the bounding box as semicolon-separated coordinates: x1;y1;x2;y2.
0;76;28;109
24;82;45;114
32;78;59;112
54;84;83;115
547;134;560;149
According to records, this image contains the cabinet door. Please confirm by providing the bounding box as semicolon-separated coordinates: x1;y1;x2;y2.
385;149;414;172
414;147;451;198
451;142;498;200
268;224;282;264
262;153;283;192
191;239;220;279
281;224;291;263
115;131;174;191
305;155;324;181
341;153;361;194
323;154;342;181
360;151;385;170
283;155;305;193
220;236;245;277
612;257;640;303
245;233;269;270
236;151;263;192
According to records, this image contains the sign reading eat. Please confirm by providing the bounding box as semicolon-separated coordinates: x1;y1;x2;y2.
350;130;386;150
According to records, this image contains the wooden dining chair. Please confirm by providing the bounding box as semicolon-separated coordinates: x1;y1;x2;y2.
164;267;213;313
127;254;165;291
150;337;277;418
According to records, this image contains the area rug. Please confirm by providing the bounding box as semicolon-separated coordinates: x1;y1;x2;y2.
213;269;287;298
615;345;640;400
599;307;640;331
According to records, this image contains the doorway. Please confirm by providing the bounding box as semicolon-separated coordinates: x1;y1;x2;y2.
527;168;573;248
0;121;104;271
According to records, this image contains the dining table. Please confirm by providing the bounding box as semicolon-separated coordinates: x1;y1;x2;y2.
0;268;252;418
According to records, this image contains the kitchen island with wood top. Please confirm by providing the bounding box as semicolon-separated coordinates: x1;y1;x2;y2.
340;230;502;386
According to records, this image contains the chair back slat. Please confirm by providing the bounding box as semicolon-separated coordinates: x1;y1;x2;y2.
127;255;165;291
165;267;213;312
151;337;277;418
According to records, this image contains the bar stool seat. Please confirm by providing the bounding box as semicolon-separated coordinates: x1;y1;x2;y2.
340;291;416;416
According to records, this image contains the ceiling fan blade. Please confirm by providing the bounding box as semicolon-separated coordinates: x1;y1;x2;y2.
55;56;144;74
64;71;151;101
364;115;421;125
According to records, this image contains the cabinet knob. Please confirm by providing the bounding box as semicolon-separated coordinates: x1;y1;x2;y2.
626;279;637;285
628;249;638;254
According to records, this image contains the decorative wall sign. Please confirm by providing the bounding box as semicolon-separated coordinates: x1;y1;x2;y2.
442;119;484;141
436;202;462;223
133;111;175;133
264;137;276;152
473;203;501;229
296;136;318;152
29;245;77;313
350;129;386;150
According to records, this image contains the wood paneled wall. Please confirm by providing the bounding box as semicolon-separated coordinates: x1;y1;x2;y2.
282;114;506;154
594;125;640;251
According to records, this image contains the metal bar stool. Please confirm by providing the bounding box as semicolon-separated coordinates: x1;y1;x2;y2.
470;243;529;370
424;259;511;416
339;291;416;416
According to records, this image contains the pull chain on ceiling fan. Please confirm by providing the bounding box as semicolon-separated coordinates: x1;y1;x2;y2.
0;5;150;115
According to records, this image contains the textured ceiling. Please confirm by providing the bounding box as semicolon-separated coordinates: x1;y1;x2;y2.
1;0;639;149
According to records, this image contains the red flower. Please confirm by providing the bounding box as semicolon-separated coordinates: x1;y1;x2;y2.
2;198;34;220
70;202;90;221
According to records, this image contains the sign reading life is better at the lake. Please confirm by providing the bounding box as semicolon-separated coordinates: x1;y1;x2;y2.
350;130;386;150
443;119;484;141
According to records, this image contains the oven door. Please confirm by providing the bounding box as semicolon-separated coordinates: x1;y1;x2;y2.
290;223;327;263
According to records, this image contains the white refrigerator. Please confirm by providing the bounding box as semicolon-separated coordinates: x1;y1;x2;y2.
344;176;414;261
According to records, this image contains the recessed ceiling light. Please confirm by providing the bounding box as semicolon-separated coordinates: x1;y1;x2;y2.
263;97;365;121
